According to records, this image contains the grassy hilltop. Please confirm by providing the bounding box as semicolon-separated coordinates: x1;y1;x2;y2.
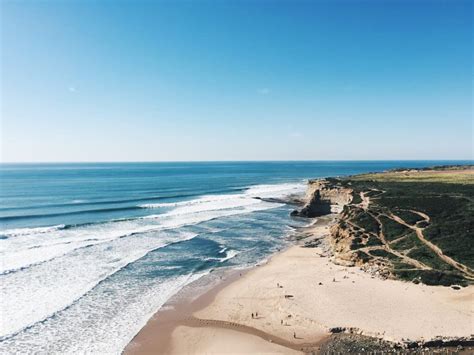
332;166;473;286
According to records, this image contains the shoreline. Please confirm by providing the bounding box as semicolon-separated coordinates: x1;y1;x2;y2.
123;249;305;355
124;213;473;354
123;215;336;354
123;266;248;354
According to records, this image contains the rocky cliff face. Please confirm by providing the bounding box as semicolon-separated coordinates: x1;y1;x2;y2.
291;179;353;217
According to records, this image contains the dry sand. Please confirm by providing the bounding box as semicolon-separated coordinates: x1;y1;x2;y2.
126;217;474;354
169;326;301;355
195;240;473;345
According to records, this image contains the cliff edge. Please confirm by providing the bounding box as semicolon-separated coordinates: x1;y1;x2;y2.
294;167;474;287
290;178;352;217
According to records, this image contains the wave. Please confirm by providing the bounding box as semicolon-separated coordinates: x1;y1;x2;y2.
204;249;239;263
139;193;246;209
0;181;304;338
0;230;200;339
0;186;254;222
0;187;247;214
140;182;304;211
0;224;66;238
0;206;144;222
0;270;210;354
220;249;239;262
0;182;301;273
0;181;306;353
244;182;305;196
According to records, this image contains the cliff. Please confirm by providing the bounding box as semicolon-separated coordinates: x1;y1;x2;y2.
291;179;353;217
295;168;474;287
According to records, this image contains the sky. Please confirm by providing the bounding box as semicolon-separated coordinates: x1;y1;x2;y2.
1;0;472;162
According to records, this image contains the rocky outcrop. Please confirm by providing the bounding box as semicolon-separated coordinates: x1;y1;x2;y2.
329;221;358;265
291;179;352;217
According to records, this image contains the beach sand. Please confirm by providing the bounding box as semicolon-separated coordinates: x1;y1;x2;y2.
126;216;474;354
169;326;301;354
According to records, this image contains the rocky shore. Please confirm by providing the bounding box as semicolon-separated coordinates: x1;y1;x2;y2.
290;178;352;217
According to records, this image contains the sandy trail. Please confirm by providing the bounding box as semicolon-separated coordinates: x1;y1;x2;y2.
389;212;474;278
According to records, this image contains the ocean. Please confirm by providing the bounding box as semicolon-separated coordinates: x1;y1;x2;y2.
0;161;467;354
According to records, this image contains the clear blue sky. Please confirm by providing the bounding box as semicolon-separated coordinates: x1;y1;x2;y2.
1;0;472;162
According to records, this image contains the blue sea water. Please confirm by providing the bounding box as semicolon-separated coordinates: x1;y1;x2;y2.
0;161;469;354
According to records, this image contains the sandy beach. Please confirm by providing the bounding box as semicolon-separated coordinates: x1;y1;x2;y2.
125;215;474;354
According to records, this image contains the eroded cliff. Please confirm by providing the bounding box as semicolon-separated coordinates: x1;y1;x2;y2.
294;169;474;287
291;178;353;217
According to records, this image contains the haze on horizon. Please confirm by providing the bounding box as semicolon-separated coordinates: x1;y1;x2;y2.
1;0;472;163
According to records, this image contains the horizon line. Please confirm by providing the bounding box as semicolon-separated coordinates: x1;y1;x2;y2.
1;159;473;165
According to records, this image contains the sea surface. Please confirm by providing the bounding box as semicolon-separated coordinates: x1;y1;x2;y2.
0;161;467;354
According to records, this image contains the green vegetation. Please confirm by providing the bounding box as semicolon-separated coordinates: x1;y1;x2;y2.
354;250;371;263
351;167;474;184
407;244;455;272
352;210;379;234
396;270;468;287
351;191;362;204
335;167;474;286
350;237;364;250
366;235;383;247
394;210;424;225
379;215;409;241
391;232;420;251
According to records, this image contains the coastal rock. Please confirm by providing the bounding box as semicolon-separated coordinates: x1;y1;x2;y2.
291;179;352;218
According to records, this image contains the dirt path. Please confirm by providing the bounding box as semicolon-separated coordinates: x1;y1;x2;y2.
389;213;474;279
345;211;431;271
346;188;472;278
368;211;432;270
359;191;369;210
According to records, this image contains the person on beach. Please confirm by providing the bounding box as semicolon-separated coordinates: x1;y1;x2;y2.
293;331;296;338
251;313;254;319
256;312;258;317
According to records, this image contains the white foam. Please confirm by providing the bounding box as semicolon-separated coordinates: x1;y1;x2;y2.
0;182;302;273
0;224;66;238
0;181;305;347
0;221;165;273
0;271;208;354
219;249;239;263
139;182;304;210
204;249;239;263
0;231;198;338
244;182;305;198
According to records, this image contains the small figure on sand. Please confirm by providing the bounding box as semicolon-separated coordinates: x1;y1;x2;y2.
281;320;283;325
255;312;258;317
293;331;296;338
251;313;254;319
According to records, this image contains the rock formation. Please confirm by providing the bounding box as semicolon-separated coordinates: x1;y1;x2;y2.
291;179;352;217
